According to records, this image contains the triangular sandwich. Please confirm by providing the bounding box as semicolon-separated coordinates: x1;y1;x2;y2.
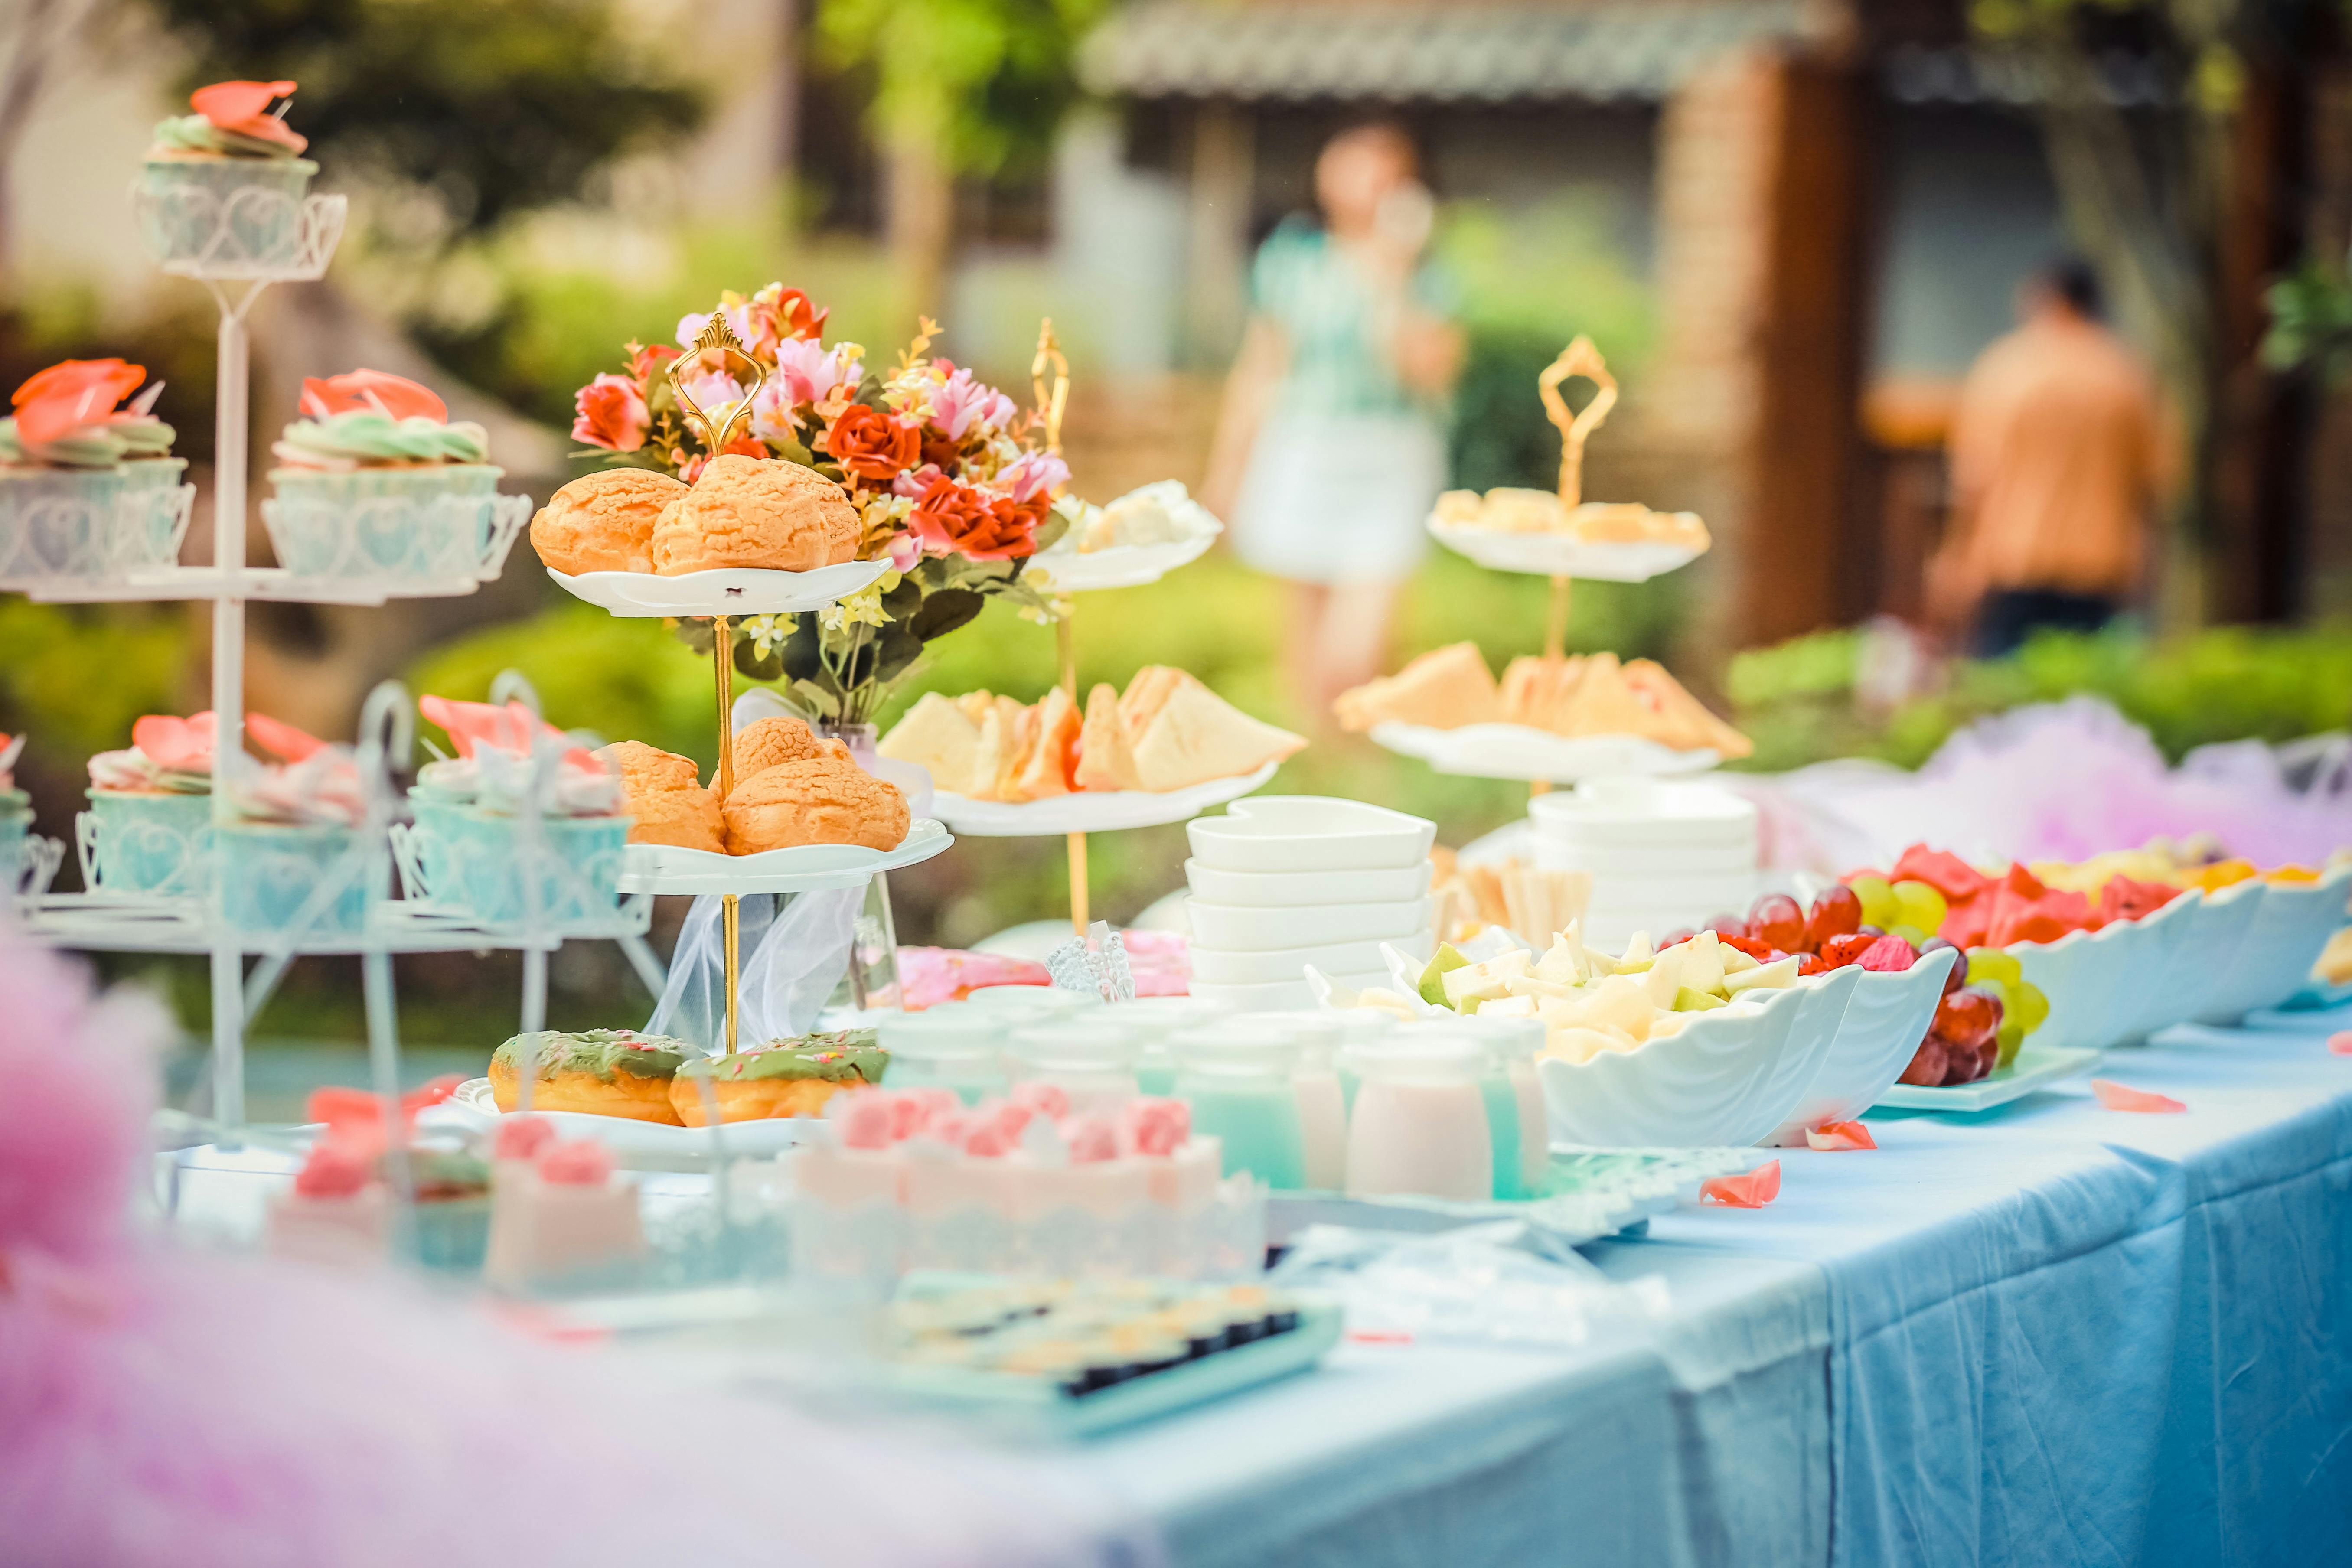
1074;683;1143;792
1129;682;1307;792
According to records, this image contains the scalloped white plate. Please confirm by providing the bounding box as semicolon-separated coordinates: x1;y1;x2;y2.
1027;531;1217;593
1425;522;1706;581
429;1078;819;1158
548;559;891;618
617;817;952;894
931;762;1277;838
1370;720;1719;784
1874;1044;2100;1112
1535;971;1856;1149
1765;948;1956;1145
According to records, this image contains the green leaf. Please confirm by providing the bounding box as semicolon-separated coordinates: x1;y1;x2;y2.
734;639;785;682
910;587;986;642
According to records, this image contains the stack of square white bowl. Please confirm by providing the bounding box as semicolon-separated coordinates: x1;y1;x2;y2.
1183;796;1438;1011
1526;778;1757;951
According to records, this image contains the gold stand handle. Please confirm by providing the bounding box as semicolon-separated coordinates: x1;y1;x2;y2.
711;614;741;1053
1538;335;1616;513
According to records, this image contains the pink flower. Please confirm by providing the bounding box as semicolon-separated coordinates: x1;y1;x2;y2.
676;303;757;353
131;712;215;772
676;368;745;420
570;373;647;452
996;450;1070;504
770;336;863;407
891;463;944;500
927;364;1016;440
301;369;446;423
885;533;922;572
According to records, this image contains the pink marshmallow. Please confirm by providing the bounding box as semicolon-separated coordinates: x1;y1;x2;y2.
833;1090;897;1151
961;1122;1011;1159
493;1115;558;1161
1122;1097;1190;1157
1008;1081;1070;1120
538;1139;615;1186
1062;1116;1119;1164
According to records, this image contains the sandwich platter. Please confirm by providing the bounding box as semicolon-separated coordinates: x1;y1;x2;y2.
931;762;1278;837
1367;721;1719;783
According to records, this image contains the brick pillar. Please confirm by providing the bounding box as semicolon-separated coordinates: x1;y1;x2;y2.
1651;46;1867;658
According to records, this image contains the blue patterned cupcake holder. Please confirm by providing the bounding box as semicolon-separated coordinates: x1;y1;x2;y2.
396;792;630;934
263;466;528;584
78;789;216;898
217;819;387;940
134;157;318;272
0;466;193;586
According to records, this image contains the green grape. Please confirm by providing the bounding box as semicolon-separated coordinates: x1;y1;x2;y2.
1849;874;1898;928
1892;879;1949;935
1889;923;1930;948
2010;980;2050;1033
1967;947;2023;987
1994;1019;2025;1070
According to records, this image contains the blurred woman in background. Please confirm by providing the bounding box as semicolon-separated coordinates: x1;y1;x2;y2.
1201;121;1464;725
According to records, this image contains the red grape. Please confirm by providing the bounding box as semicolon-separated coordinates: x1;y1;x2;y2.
1807;884;1863;948
1932;985;2003;1050
1749;893;1806;954
1898;1039;1949;1086
1920;936;1965;996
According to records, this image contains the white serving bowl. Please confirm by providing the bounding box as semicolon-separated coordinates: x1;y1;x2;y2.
2137;878;2264;1029
1186;796;1435;874
1187;930;1437;988
2094;886;2211;1044
1182;857;1432;909
1188;973;1382;1011
1183;894;1434;952
2193;866;2352;1024
1537;973;1849;1149
1767;950;1952;1144
2011;912;2150;1054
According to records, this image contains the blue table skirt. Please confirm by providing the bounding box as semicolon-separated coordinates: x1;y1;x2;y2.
1083;1007;2352;1568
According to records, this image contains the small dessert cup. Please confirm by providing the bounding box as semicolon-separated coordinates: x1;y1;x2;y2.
218;821;384;940
136;156;319;272
113;457;192;570
401;795;627;929
0;467;126;583
264;464;505;581
81;789;215;897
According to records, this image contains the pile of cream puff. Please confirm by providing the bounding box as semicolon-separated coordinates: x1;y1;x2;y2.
599;717;908;856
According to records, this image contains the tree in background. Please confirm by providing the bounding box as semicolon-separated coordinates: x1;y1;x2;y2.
814;0;1103;319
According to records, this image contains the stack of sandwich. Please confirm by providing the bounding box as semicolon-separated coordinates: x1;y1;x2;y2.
1335;642;1751;758
880;665;1305;802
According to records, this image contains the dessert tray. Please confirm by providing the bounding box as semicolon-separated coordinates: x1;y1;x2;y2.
1422;525;1706;583
1028;531;1218;593
548;559;893;618
435;1078;820;1160
931;761;1279;838
1367;720;1720;783
617;817;953;895
1874;1044;2101;1113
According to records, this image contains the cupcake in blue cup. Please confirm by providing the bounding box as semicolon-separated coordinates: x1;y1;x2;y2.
137;80;317;272
405;693;631;930
218;737;382;941
83;712;216;897
264;369;502;581
0;358;183;581
0;732;32;893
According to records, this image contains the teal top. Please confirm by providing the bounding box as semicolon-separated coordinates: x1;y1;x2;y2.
1251;215;1456;421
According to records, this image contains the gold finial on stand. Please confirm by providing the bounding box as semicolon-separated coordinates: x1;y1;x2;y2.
1031;319;1088;934
1529;337;1618;798
669;313;767;456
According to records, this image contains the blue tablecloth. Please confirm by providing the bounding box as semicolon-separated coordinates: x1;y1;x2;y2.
1079;1006;2352;1568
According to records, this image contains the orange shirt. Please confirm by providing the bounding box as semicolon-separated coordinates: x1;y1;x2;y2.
1946;316;2166;596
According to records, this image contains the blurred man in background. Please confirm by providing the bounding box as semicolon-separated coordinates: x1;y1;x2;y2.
1201;122;1464;725
1928;257;2169;656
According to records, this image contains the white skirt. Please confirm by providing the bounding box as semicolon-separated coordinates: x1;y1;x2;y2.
1230;410;1445;585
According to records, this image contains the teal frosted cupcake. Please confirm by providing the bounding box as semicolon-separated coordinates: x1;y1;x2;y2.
400;730;630;930
84;716;214;898
217;741;381;941
0;358;184;581
263;368;502;581
137;81;317;272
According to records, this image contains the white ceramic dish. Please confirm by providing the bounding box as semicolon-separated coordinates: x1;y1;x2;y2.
1026;530;1217;593
2094;886;2212;1044
616;818;952;895
431;1078;819;1158
1371;721;1719;784
2192;867;2352;1025
1187;930;1436;988
933;763;1276;838
1185;796;1435;874
548;559;892;618
1764;948;1955;1145
1181;857;1432;909
1535;972;1851;1149
1873;1044;2100;1112
2010;910;2154;1054
1183;894;1434;952
1526;779;1757;844
2136;878;2264;1030
1187;974;1379;1011
1424;521;1706;582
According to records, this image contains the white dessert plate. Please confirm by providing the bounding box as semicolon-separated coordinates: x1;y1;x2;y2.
1425;521;1707;582
1187;796;1436;874
1873;1045;2101;1112
1187;975;1376;1011
1027;531;1217;593
931;762;1277;838
548;559;892;618
1183;894;1435;951
433;1079;819;1158
1182;858;1432;910
1372;721;1719;784
1764;949;1955;1146
1188;930;1436;988
617;817;952;894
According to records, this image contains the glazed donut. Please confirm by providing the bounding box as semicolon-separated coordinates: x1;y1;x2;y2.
669;1030;887;1125
489;1030;695;1125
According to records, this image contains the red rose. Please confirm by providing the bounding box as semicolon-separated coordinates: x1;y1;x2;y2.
628;341;680;384
570;373;648;451
907;476;1039;561
824;405;920;481
774;287;828;342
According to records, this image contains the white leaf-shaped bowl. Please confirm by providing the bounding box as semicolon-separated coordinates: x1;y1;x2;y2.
1537;971;1853;1149
2011;910;2155;1053
2093;885;2215;1044
2111;881;2259;1041
2192;865;2352;1025
1767;948;1954;1145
